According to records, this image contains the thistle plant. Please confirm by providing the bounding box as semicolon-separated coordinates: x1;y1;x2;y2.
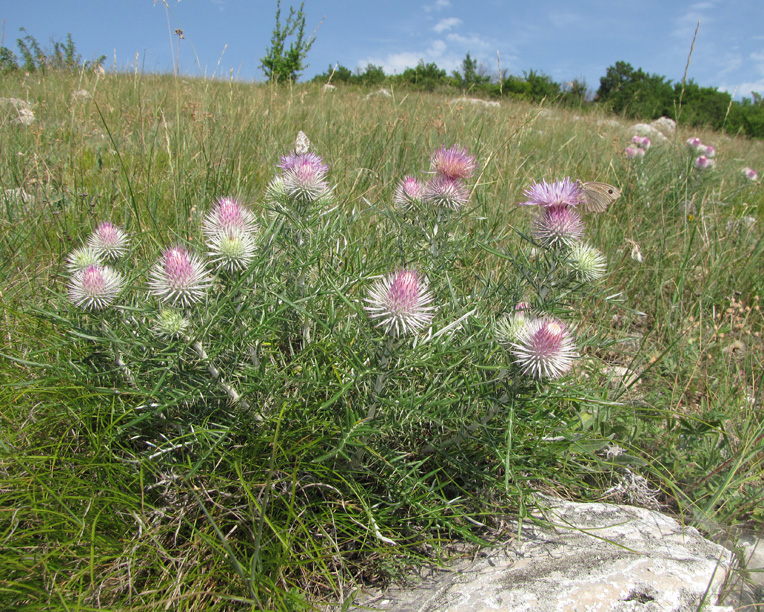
392;144;477;269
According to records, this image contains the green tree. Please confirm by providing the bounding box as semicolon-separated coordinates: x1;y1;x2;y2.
260;0;318;83
399;60;447;91
454;52;490;89
597;61;673;118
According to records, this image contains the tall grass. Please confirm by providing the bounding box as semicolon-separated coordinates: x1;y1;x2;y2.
1;69;763;610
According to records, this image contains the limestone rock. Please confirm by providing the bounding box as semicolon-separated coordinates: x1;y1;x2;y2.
629;123;667;142
450;97;500;109
347;498;734;612
650;116;676;136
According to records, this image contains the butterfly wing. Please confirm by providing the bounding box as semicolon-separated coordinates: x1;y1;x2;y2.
295;131;311;154
580;181;620;213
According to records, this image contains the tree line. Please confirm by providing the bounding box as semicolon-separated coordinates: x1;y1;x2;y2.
310;57;763;139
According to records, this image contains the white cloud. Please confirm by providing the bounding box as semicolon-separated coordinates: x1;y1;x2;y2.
720;80;764;98
357;39;456;75
423;0;450;12
446;32;490;48
433;17;462;33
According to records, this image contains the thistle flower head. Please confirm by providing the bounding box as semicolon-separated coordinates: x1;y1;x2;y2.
87;222;129;260
202;197;258;238
282;159;331;205
625;146;645;159
742;167;759;180
148;246;211;307
531;204;585;248
68;263;124;311
394;175;424;209
631;135;651;149
702;144;716;158
207;228;257;272
66;246;102;273
364;269;436;337
686;137;703;150
423;175;470;210
694;155;715;170
153;308;190;340
567;242;607;281
519;177;584;208
278;151;329;175
511;317;577;379
430;144;477;180
494;303;533;346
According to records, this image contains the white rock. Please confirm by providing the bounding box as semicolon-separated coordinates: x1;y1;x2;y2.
365;88;392;100
650;116;676;135
347;498;734;612
71;89;92;101
449;97;500;109
629;123;668;142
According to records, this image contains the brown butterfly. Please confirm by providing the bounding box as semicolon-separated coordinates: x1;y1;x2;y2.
578;181;621;213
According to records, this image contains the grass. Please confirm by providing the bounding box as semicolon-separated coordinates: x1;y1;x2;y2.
1;69;763;610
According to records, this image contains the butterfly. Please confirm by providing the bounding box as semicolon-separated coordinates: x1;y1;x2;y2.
295;130;311;154
578;181;621;213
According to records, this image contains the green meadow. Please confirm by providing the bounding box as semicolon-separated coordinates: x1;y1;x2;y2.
1;70;763;610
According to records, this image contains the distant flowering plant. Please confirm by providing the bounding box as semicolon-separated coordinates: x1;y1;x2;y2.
364;269;436;337
68;263;124;311
148;246;211;307
519;177;584;208
694;155;715;170
742;167;759;180
631;135;651;149
625;146;645;159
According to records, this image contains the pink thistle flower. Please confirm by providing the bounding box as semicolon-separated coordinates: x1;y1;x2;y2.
511;317;577;379
278;151;329;175
694;155;715;170
202;197;258;238
625;146;645;159
393;175;424;208
631;135;651;149
68;263;124;311
423;175;470;210
364;269;437;337
701;144;716;158
430;144;477;180
87;222;129;260
282;158;331;205
531;204;585;248
742;167;759;180
686;137;703;150
519;177;584;208
148;246;211;307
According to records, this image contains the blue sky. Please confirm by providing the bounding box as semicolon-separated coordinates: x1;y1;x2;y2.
2;0;763;99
